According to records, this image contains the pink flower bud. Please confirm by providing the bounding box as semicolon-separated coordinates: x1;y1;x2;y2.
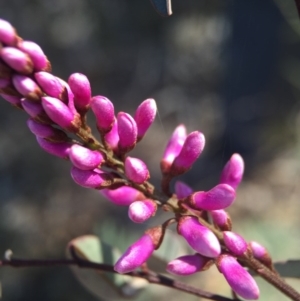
170;131;205;175
117;112;137;153
18;40;50;71
220;153;244;189
134;98;157;140
114;234;155;274
175;181;193;199
68;73;91;111
12;75;42;101
188;184;236;211
210;209;232;231
249;241;272;267
0;19;17;45
21;98;51;123
35;72;66;100
36;137;71;159
104;118;119;151
100;186;144;206
125;156;150;184
178;216;221;258
223;231;247;256
91;96;115;133
0;93;21;106
166;254;211;276
41;96;81;131
161;124;187;174
217;255;259;300
128;200;157;223
1;47;33;74
70;166;113;189
69;144;104;170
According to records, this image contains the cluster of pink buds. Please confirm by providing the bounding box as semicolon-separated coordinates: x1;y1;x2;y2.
0;18;275;300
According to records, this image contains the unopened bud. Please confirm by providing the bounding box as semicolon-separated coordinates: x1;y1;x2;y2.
223;231;247;256
117;112;137;153
210;209;232;231
12;75;42;101
128;200;157;223
36;137;71;159
175;181;193;199
125;156;150;184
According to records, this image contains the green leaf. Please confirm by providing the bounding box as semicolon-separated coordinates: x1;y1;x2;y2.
274;260;300;278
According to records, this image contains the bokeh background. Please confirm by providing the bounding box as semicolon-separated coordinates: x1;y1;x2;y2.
0;0;300;300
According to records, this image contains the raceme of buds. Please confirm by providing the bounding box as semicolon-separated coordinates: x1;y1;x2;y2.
166;254;211;276
117;112;137;153
125;156;150;184
188;184;236;211
90;96;115;133
36;137;71;159
170;131;205;176
128;200;157;223
217;255;259;300
210;209;232;231
134;98;157;140
223;231;247;256
175;181;193;199
220;153;244;190
12;75;42;101
0;19;17;45
178;216;221;258
69;144;104;170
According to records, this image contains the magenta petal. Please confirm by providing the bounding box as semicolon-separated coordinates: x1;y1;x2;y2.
36;137;70;159
218;255;259;300
0;19;17;45
128;200;157;223
12;75;42;101
117;112;137;153
190;184;236;211
125;156;150;184
223;231;247;256
114;234;155;274
178;216;221;258
175;181;193;199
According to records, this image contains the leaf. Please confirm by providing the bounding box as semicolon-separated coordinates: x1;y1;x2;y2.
149;0;172;17
274;260;300;278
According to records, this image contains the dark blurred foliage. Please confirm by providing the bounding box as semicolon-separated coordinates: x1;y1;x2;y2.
0;0;300;300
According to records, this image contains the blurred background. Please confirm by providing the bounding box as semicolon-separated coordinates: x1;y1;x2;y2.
0;0;300;300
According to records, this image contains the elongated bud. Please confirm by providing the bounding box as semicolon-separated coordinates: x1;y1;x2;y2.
70;167;113;189
100;186;145;206
21;98;51;123
69;144;104;170
68;73;91;111
12;75;42;101
128;200;157;223
36;137;71;159
0;19;17;45
223;231;247;256
117;112;137;153
41;96;81;131
249;241;272;267
104;118;119;151
170;131;205;176
175;181;193;199
18;40;50;71
220;154;244;189
134;98;157;140
178;216;221;258
217;255;259;300
210;209;232;231
0;93;21;106
1;47;33;74
91;96;115;133
125;156;150;184
188;184;236;211
166;254;212;276
27;119;68;142
161;124;186;174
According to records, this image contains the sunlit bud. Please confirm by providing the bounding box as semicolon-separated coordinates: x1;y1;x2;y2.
117;112;137;153
175;181;193;199
223;231;247;256
249;241;272;267
41;96;81;132
68;73;91;111
125;156;150;184
21;98;51;123
134;98;157;140
104;118;119;151
220;154;244;189
178;216;221;258
0;93;21;106
170;131;205;176
161;124;186;174
210;209;232;231
128;200;157;223
35;72;66;100
69;144;104;170
91;96;115;133
36;137;71;159
70;166;113;189
1;47;33;74
18;40;50;71
0;19;17;45
166;254;212;276
100;186;145;206
217;255;259;300
188;184;235;211
27;119;68;142
12;75;42;101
